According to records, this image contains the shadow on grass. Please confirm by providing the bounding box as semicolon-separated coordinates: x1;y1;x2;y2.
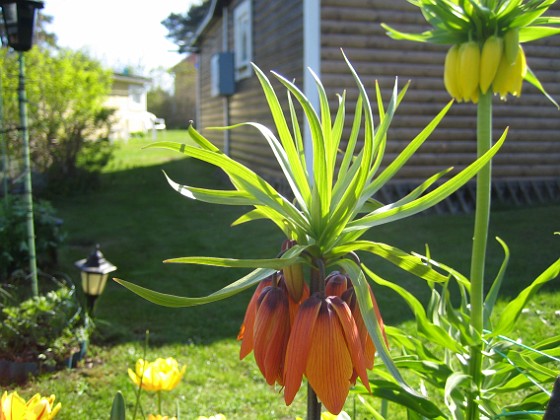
52;155;560;348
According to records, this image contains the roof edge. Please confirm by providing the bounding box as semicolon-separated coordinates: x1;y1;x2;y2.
189;0;228;52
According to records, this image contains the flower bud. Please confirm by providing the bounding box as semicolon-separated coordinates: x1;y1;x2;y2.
281;239;305;302
458;41;481;102
504;28;520;65
444;44;462;101
479;35;504;94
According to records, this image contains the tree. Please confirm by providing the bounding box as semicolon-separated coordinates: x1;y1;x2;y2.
0;47;114;193
162;0;210;53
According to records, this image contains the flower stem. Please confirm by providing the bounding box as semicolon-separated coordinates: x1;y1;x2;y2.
468;90;493;419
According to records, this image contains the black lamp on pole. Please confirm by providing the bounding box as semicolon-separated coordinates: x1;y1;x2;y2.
0;0;43;297
75;245;117;315
0;0;43;52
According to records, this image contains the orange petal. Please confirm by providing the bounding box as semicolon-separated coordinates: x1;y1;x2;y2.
238;275;273;359
283;294;321;406
305;298;353;415
329;297;371;393
253;286;291;386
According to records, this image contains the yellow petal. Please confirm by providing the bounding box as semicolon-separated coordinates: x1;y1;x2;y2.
444;44;462;100
458;41;481;102
480;36;503;94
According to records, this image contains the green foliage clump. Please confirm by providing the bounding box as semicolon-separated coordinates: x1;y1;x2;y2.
0;47;115;193
0;282;90;369
0;197;65;281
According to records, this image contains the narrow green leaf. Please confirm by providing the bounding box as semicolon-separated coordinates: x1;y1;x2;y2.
483;237;510;327
519;25;560;42
333;240;448;283
109;392;126;420
338;259;422;397
164;255;300;269
524;66;560;109
345;128;507;234
163;171;256;206
493;257;560;336
113;267;274;308
353;381;445;418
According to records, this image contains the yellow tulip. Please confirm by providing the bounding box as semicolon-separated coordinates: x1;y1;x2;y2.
444;44;462;101
458;41;481;102
147;415;177;420
197;415;226;420
479;36;504;94
128;357;186;392
1;391;61;420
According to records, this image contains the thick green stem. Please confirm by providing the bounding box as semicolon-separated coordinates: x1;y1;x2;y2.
468;91;493;419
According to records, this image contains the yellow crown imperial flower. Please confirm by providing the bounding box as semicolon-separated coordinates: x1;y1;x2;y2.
479;36;504;94
444;44;462;101
458;41;481;102
504;28;520;65
492;44;527;100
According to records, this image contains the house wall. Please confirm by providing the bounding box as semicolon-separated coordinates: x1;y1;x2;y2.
197;0;560;186
197;0;304;179
320;0;560;182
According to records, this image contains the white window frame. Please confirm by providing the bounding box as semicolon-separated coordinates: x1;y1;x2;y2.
233;0;253;81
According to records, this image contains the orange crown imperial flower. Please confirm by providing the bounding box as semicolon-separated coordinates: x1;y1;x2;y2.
283;294;372;415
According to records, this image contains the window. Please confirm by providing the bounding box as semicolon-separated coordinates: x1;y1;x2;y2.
233;0;252;80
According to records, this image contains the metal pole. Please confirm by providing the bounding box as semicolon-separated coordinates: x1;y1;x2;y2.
0;64;8;205
18;51;38;296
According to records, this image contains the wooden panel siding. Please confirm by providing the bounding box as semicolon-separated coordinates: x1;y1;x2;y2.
320;0;560;182
226;0;304;178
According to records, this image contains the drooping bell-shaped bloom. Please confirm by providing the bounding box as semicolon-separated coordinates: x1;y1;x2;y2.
283;294;371;415
128;357;186;392
237;275;274;359
1;391;61;420
252;283;292;386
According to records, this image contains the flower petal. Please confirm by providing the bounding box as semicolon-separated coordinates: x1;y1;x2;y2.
283;294;322;406
305;299;354;415
253;286;291;385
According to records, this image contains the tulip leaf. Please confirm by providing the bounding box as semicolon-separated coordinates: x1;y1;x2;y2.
109;392;126;420
114;267;274;308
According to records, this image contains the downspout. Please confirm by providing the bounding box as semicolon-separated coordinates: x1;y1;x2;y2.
195;54;201;128
222;5;231;156
303;0;321;178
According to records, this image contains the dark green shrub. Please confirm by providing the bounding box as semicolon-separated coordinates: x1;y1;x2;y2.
0;278;91;369
0;197;65;280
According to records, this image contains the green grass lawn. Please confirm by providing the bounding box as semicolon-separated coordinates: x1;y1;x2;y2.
7;130;559;419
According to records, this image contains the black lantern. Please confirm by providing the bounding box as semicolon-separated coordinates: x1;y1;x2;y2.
75;245;117;314
0;0;44;51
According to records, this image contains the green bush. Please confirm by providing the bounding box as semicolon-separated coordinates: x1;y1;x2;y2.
0;197;65;280
0;279;90;370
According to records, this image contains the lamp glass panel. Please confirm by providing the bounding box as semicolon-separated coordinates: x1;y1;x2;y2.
81;272;109;296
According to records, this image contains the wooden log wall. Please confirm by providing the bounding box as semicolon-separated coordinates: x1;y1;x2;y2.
321;0;560;182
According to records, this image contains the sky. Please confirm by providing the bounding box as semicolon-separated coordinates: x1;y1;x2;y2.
43;0;199;74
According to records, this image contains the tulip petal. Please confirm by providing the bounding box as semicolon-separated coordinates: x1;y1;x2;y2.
283;294;322;406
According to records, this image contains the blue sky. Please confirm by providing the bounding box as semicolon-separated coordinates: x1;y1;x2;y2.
43;0;198;72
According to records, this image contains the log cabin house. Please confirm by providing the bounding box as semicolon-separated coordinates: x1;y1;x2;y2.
188;0;560;212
